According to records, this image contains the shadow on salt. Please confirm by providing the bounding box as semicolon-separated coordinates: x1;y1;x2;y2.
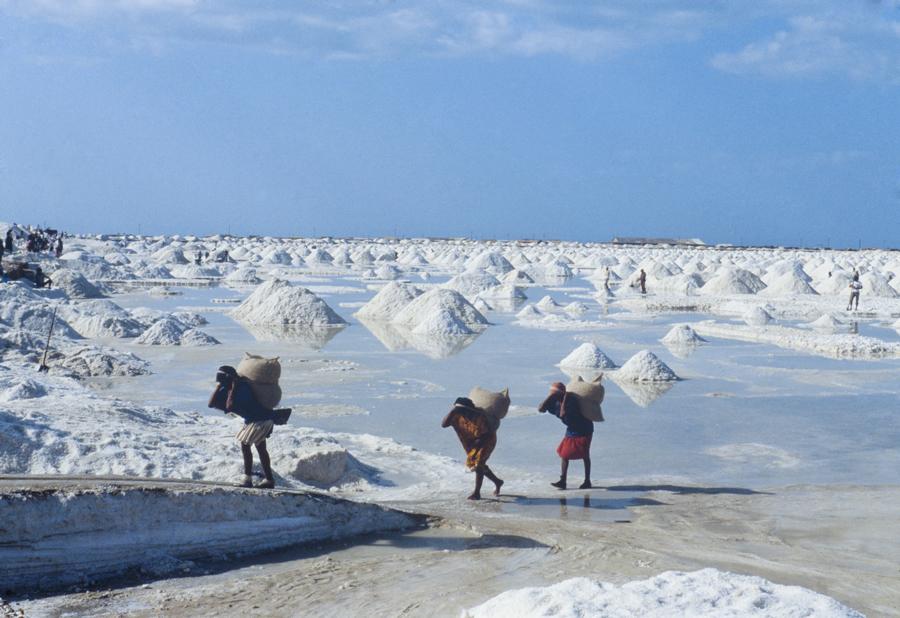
358;317;482;359
241;322;347;350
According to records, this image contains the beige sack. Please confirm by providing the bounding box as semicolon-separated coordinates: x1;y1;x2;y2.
249;382;282;410
468;386;510;420
237;353;281;385
566;375;605;422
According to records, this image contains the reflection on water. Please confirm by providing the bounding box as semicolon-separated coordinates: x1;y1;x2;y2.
662;341;700;359
559;367;606;382
358;317;484;359
240;322;346;350
610;379;675;408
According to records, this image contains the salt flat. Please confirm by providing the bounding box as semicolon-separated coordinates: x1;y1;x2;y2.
2;232;899;616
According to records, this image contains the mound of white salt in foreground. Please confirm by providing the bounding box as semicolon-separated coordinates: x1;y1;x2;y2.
391;288;488;336
558;342;617;369
231;279;347;327
661;324;706;345
464;568;863;618
744;305;774;326
615;350;678;382
355;281;423;321
808;313;847;331
50;268;104;299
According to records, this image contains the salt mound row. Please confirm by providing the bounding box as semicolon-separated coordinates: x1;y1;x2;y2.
744;306;773;326
49;269;104;299
614;350;678;382
135;317;219;346
558;343;617;369
700;267;767;295
661;324;706;345
231;279;347;327
391;288;488;336
464;568;863;618
355;281;423;321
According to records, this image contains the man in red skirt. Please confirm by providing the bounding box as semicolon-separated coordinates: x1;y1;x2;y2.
539;382;593;490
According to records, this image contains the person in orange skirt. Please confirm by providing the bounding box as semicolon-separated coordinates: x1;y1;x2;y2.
442;397;504;500
539;382;592;490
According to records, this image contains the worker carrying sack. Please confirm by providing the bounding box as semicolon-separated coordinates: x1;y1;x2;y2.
209;364;292;425
468;386;510;431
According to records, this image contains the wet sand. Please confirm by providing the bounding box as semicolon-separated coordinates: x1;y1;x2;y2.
11;483;900;617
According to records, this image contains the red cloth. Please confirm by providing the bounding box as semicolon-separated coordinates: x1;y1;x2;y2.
557;435;592;460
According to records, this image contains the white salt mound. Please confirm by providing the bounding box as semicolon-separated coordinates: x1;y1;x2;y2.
355;281;422;321
535;296;561;312
464;568;863;618
135;318;187;345
661;324;706;345
808;313;845;330
391;288;488;336
558;343;617;369
516;304;542;319
615;350;678;382
700;267;767;295
743;306;774;326
231;279;347;327
180;328;221;346
50;269;104;299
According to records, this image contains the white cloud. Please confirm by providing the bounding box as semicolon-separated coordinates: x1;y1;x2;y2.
711;7;900;82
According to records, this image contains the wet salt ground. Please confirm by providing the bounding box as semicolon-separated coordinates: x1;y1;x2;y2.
102;278;900;504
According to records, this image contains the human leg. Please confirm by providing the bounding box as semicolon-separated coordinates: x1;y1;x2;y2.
239;443;254;487
482;465;504;496
469;468;485;500
256;440;275;487
579;456;592;489
552;458;569;489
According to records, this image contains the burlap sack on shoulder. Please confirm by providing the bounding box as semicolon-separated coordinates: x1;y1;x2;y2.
468;386;510;421
566;375;605;422
237;353;281;384
237;353;282;409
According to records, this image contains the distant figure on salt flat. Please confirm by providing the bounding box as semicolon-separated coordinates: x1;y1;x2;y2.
539;382;593;490
847;273;862;311
638;269;647;294
3;230;11;254
442;397;504;500
194;250;202;265
603;267;611;293
55;236;63;259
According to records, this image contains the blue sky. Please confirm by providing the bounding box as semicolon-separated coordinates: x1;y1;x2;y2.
1;1;899;247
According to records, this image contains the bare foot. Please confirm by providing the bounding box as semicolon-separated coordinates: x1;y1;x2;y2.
467;493;481;501
493;479;504;496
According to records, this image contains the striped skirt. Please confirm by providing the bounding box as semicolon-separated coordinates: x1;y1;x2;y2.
236;420;274;446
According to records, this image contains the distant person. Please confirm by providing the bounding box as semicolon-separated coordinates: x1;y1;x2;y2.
195;251;202;265
5;230;13;254
638;269;647;294
55;237;63;258
603;267;611;293
847;273;862;311
441;397;504;500
539;382;592;490
208;366;279;488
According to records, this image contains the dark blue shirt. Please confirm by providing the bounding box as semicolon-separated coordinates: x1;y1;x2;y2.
228;380;275;424
547;396;593;437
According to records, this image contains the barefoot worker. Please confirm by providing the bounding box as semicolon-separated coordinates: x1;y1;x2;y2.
539;382;593;490
208;364;290;489
847;272;862;311
441;397;504;500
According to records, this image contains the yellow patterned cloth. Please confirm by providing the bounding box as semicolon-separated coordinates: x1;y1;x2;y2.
448;410;497;470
